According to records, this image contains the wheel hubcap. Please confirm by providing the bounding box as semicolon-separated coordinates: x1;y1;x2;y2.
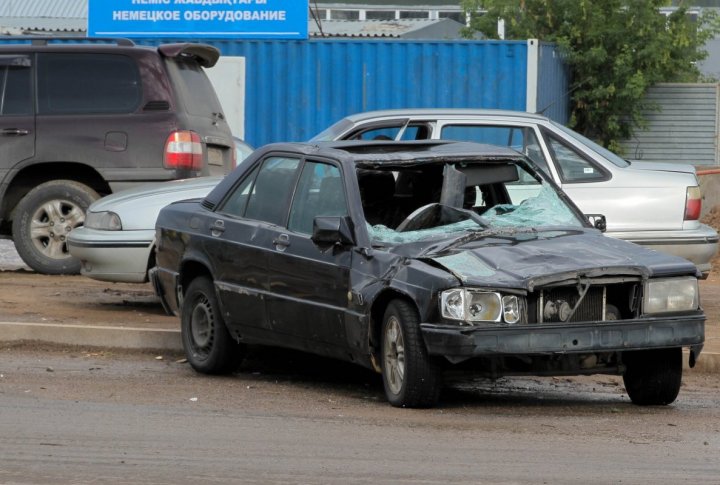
383;316;405;395
29;199;84;259
190;296;214;356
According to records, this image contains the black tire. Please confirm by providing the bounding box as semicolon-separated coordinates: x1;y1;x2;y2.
12;180;99;275
622;347;682;405
381;299;442;408
181;276;245;374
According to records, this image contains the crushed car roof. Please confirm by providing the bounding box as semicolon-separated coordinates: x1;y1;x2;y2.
261;140;528;165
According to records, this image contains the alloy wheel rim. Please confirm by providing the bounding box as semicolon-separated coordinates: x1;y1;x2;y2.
383;316;405;395
29;199;84;259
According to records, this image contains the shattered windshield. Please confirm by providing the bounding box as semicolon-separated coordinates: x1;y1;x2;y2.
359;160;584;246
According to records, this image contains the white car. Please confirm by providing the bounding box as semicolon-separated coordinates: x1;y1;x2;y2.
68;176;222;283
312;109;719;275
68;139;252;283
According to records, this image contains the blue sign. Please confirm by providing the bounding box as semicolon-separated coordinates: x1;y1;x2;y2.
88;0;308;39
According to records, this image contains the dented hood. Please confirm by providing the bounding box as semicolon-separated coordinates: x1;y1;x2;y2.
424;230;698;290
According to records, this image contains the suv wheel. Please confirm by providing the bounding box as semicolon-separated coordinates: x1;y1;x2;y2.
12;180;99;275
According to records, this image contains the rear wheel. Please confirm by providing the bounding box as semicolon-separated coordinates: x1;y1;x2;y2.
381;299;442;408
12;180;98;275
622;347;682;405
181;276;245;374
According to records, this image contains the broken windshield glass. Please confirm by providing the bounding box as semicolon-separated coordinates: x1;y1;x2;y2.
364;163;583;246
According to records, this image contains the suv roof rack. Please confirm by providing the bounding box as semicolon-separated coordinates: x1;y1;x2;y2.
0;36;135;47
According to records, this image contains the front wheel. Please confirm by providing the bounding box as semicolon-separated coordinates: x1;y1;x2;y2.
181;276;245;374
622;347;682;405
381;299;442;408
12;180;99;274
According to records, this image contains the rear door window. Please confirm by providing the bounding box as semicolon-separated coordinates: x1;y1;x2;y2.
37;53;141;114
221;156;301;226
0;64;32;116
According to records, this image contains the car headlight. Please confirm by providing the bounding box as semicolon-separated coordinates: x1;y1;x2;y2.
441;289;521;324
84;211;122;230
643;277;699;314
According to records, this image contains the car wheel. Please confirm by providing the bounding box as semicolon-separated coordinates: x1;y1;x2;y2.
622;347;682;405
12;180;99;275
181;276;245;374
381;299;442;408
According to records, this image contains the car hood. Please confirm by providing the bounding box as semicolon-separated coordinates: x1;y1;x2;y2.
424;230;698;290
626;160;696;175
89;177;222;231
90;177;223;212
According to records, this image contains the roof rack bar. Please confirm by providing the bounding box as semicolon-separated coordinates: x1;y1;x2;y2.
0;36;135;47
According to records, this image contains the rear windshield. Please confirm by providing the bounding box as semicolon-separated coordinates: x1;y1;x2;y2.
164;57;223;117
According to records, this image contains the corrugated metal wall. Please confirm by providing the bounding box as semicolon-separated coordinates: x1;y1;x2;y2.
135;38;568;147
535;41;569;123
620;83;718;165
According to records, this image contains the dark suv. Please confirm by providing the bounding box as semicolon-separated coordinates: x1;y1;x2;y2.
0;37;234;274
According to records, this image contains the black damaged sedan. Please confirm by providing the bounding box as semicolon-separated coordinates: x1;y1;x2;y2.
152;141;704;408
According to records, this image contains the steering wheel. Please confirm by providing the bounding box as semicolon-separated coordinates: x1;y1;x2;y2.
395;203;441;232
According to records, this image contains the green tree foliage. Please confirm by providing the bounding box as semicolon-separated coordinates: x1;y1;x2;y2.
461;0;719;152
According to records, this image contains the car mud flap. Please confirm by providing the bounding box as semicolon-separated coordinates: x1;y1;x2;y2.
149;267;174;316
689;343;704;368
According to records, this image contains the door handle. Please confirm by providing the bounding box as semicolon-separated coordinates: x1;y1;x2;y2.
273;233;290;251
1;128;29;136
210;220;225;237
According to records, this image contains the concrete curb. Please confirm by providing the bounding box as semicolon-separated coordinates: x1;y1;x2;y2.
0;321;718;374
0;321;182;351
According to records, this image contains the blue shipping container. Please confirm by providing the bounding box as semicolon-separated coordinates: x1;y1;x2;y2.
29;37;565;147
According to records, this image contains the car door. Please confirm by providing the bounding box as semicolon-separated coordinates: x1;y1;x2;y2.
0;55;35;185
264;159;353;354
209;155;302;341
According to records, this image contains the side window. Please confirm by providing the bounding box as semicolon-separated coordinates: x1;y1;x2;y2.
345;122;431;141
243;157;300;225
217;165;259;217
348;126;403;141
288;162;347;235
546;135;606;182
0;66;32;116
37;54;141;114
440;124;551;175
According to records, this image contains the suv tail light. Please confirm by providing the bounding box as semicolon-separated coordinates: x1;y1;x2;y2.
164;131;203;171
684;186;702;221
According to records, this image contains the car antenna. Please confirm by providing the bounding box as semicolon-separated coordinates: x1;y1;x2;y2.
310;1;325;37
535;78;590;116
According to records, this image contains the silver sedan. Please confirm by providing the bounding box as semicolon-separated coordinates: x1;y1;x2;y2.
313;109;719;275
68;176;222;283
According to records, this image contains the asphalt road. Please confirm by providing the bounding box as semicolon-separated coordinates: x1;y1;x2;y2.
1;344;718;484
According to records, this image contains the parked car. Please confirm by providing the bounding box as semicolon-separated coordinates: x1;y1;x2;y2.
67;139;253;283
0;37;234;274
312;109;719;275
152;140;704;408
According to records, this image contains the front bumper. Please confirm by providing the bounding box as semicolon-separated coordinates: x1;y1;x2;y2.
67;227;154;283
421;314;704;361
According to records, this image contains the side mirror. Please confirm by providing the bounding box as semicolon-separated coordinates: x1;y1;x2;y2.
586;214;607;233
311;216;355;247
